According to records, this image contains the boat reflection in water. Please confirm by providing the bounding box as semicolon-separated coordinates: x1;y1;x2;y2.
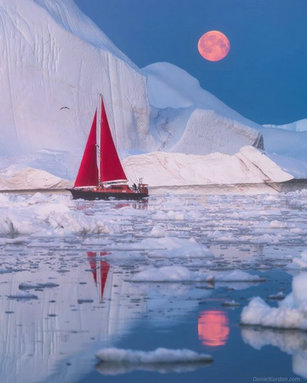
0;249;147;383
0;246;215;382
198;310;230;347
74;199;148;212
87;251;110;302
113;199;148;210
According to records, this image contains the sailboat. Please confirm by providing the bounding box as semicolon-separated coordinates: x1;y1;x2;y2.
69;95;148;200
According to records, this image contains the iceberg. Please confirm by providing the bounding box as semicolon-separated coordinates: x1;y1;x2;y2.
0;0;304;189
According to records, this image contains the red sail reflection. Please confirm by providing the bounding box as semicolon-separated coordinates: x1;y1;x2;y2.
87;251;110;302
198;310;229;347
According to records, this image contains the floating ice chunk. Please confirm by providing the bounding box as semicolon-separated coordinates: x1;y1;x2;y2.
222;300;241;307
131;266;206;282
269;220;287;228
134;237;208;258
241;273;307;330
241;297;307;330
149;225;166;237
207;270;266;283
96;347;212;364
131;266;264;283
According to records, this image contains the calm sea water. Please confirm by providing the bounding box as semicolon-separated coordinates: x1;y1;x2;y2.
0;191;306;383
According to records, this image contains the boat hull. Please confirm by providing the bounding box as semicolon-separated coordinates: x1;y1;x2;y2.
68;188;148;201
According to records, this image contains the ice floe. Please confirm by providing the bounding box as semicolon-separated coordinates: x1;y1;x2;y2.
241;273;307;330
131;266;265;283
222;300;241;307
96;347;212;374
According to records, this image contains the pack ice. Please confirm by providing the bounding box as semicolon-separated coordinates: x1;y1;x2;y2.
0;0;303;189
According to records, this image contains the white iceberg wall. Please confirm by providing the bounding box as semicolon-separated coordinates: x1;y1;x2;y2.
0;0;152;162
171;109;263;155
123;146;293;187
143;62;263;155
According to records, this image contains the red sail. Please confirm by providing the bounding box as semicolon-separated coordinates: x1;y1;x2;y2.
99;98;127;183
74;111;98;187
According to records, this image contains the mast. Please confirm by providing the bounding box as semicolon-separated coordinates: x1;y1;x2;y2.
96;94;102;186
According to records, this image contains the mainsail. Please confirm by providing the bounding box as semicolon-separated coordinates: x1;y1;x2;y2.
99;96;127;183
74;96;127;188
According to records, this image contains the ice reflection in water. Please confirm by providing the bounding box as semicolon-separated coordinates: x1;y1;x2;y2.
198;310;230;347
242;327;307;380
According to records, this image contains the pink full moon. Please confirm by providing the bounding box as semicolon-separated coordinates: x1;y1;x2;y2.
198;30;230;62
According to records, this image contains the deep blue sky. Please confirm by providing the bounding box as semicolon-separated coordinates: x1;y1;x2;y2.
75;0;307;125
